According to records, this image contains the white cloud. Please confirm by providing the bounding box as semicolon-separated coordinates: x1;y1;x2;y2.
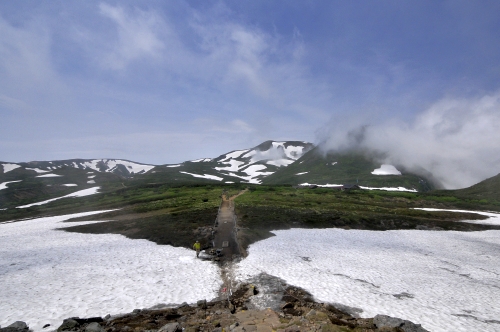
97;3;165;70
320;92;500;189
0;16;64;105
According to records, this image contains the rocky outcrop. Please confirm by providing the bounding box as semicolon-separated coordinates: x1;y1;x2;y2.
0;321;31;332
43;282;428;332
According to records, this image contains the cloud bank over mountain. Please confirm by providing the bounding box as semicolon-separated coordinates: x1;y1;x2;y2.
319;92;500;189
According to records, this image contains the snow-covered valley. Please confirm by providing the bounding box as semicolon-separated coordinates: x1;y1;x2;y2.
1;210;500;331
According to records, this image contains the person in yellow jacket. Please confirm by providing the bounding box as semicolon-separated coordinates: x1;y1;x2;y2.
193;240;201;258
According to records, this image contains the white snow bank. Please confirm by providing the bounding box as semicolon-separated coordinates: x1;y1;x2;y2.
79;160;155;174
179;171;223;181
360;186;417;192
371;164;402;175
235;228;500;332
0;211;220;332
219;150;249;162
190;158;212;163
26;168;50;174
299;182;343;188
61;184;78;187
2;163;21;173
224;165;275;184
87;180;96;184
295;172;309;175
16;187;101;208
36;173;63;178
166;164;182;168
242;142;307;164
0;180;22;190
215;159;245;172
414;208;500;226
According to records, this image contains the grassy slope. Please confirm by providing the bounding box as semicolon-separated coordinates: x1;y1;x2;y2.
61;184;225;249
262;148;436;191
441;173;500;202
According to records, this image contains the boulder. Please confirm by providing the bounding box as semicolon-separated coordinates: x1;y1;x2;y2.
373;315;429;332
84;322;104;332
0;321;29;332
197;299;207;309
57;318;80;331
158;322;181;332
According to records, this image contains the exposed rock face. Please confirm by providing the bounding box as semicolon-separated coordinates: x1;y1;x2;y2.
50;282;428;332
373;315;429;332
0;321;30;332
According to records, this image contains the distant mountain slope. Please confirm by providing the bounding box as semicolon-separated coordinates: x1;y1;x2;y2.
262;147;437;192
446;172;500;201
149;141;314;184
0;140;446;211
0;141;314;208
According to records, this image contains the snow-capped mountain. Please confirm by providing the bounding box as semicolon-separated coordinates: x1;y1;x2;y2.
1;159;155;177
0;140;440;198
158;141;314;184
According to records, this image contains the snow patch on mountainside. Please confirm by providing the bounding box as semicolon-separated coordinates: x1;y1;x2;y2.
26;168;50;174
0;180;22;190
372;164;402;175
299;183;417;192
361;186;417;192
1;163;20;173
36;174;63;178
190;158;212;163
179;171;223;181
16;187;101;208
219;150;250;162
242;142;306;165
78;160;155;174
215;160;245;172
212;142;311;183
300;182;343;188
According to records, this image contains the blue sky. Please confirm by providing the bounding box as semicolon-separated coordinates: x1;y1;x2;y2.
1;1;500;187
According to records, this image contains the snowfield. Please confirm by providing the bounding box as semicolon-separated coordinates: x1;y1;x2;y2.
371;164;402;175
414;208;500;226
3;207;500;332
0;180;22;190
16;187;101;208
36;173;63;178
1;163;21;173
0;212;221;332
360;186;417;192
235;228;500;332
179;171;223;181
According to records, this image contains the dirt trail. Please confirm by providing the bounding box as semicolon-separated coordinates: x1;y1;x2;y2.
212;190;247;300
212;189;247;262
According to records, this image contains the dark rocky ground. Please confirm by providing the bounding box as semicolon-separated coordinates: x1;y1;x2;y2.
2;274;429;332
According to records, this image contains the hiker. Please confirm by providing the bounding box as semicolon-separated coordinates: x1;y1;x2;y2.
193;240;201;258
